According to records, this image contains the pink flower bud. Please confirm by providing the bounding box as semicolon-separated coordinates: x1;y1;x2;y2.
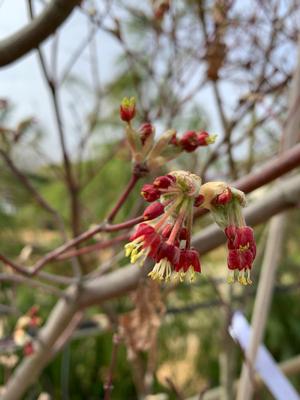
179;131;199;152
143;202;164;220
120;97;136;122
139;122;154;145
141;184;161;202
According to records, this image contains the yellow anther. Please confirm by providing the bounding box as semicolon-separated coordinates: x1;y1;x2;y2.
189;270;196;282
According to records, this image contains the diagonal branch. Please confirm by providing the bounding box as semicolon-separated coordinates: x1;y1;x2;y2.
0;0;81;67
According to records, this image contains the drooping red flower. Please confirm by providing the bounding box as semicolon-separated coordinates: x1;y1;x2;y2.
141;184;161;202
153;174;175;189
143;202;164;220
176;249;201;273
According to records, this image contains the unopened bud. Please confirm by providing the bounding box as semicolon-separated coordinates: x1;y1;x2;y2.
120;97;136;122
197;131;217;146
141;184;161;202
143;202;164;219
194;194;205;207
153;174;175;189
139;122;155;145
180;131;199;152
213;187;232;206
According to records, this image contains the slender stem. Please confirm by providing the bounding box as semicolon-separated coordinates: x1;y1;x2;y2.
57;234;129;260
0;216;144;277
107;174;139;223
103;334;121;400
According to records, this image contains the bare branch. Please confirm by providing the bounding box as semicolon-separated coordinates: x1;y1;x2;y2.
0;0;81;67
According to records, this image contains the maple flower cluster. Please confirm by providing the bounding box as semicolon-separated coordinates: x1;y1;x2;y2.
124;172;256;285
119;97;216;170
200;182;256;285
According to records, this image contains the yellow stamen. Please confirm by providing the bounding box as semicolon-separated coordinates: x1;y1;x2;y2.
227;270;235;284
246;270;253;284
148;258;172;282
189;269;196;282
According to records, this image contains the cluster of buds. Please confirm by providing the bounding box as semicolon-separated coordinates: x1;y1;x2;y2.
119;97;216;171
200;182;256;285
13;306;41;356
124;172;256;285
174;130;217;152
125;171;203;282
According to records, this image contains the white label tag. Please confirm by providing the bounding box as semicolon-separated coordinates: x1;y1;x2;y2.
229;311;300;400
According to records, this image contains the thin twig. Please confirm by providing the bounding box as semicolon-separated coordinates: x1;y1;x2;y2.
103;333;121;400
107;174;140;223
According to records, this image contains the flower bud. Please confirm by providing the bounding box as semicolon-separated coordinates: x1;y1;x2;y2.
170;132;179;146
153;174;175;189
197;131;217;146
179;131;199;152
139;122;155;145
161;224;173;238
143;202;164;220
120;97;136;122
213;187;232;205
141;184;161;202
194;194;204;207
179;227;188;240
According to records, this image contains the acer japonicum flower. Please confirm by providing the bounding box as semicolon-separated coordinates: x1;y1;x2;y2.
200;182;256;285
125;171;203;282
125;172;256;285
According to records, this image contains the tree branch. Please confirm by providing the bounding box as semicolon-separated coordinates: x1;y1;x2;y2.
0;0;81;67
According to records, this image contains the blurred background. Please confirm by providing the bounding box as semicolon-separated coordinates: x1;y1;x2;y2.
0;0;300;399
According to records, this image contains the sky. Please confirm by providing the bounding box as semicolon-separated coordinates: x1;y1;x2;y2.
0;0;122;162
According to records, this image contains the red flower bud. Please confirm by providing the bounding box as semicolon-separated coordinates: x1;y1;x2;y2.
194;194;205;207
170;132;179;146
179;227;189;240
120;97;136;122
153;174;175;189
179;131;199;152
213;187;232;205
143;202;164;220
141;184;161;202
139;122;154;145
162;224;173;238
197;131;216;146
